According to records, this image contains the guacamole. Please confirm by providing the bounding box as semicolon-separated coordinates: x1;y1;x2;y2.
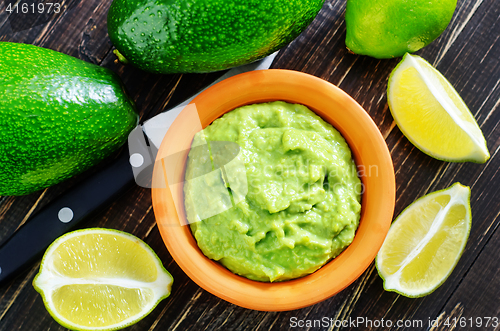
184;101;362;282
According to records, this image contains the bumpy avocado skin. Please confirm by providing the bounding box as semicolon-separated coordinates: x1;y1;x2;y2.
0;42;138;196
107;0;325;73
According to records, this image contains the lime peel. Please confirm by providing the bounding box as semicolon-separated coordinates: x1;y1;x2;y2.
388;53;489;163
33;228;173;331
403;54;487;157
376;183;471;298
345;0;457;58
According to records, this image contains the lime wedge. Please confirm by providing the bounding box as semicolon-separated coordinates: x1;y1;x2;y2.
376;183;471;297
388;53;489;163
33;228;173;331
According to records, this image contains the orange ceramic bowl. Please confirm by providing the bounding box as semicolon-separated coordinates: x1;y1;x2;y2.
152;69;395;311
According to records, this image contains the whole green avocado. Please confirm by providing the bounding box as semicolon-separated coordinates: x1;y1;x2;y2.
0;42;138;196
107;0;325;73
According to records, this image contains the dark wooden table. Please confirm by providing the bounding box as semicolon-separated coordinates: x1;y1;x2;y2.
1;0;499;330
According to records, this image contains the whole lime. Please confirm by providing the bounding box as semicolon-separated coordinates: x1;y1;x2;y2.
108;0;325;74
345;0;457;58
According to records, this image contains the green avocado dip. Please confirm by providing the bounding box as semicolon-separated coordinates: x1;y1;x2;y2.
184;101;362;282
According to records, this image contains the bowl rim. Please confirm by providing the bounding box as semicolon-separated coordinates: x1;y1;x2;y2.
152;69;395;311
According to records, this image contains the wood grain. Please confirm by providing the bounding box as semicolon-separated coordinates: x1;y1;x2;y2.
1;0;500;330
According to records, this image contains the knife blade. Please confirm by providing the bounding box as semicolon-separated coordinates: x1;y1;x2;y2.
0;52;277;285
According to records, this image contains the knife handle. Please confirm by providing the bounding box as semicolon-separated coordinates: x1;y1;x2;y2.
0;149;135;285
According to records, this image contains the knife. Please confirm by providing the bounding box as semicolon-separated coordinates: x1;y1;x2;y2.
0;52;278;285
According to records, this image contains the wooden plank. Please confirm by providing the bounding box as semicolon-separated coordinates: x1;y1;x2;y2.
430;209;500;330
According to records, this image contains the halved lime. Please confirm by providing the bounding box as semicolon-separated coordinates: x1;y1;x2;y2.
33;228;173;330
388;53;489;163
376;183;471;297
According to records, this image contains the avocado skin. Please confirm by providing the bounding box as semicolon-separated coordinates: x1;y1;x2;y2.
0;42;138;196
107;0;325;74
